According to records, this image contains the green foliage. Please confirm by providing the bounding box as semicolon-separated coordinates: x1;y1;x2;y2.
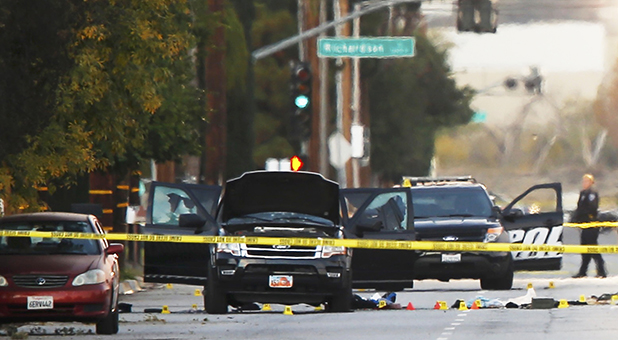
369;34;474;183
224;5;249;91
250;3;298;166
0;0;203;211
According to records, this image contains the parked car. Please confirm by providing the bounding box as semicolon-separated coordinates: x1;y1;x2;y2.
145;171;354;313
0;212;124;334
398;176;563;290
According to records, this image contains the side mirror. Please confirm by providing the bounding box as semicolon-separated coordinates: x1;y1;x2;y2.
107;243;124;255
502;208;524;220
491;206;502;218
179;213;207;230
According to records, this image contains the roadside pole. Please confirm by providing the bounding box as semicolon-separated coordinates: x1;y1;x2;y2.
334;0;348;187
319;0;329;175
351;2;361;188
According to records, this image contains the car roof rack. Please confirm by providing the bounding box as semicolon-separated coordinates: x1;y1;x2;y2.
401;176;477;187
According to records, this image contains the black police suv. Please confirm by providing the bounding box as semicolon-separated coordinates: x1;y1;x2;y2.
400;176;563;290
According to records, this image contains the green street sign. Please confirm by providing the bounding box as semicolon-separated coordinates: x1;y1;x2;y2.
317;37;415;58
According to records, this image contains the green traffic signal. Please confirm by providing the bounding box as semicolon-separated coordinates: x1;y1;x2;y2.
294;95;309;109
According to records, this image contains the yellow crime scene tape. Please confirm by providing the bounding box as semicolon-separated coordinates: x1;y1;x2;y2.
563;221;618;228
2;229;618;254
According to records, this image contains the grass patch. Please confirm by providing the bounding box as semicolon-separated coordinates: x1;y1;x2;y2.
120;264;143;281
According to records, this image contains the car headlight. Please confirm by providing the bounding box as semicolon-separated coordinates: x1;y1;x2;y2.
72;269;106;286
217;243;241;256
322;246;346;258
0;275;8;287
484;226;504;243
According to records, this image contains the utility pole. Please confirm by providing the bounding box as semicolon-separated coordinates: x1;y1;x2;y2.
318;0;329;175
304;0;321;173
334;0;352;188
351;2;361;188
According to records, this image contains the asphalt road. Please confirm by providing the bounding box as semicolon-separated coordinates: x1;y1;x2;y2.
3;228;618;340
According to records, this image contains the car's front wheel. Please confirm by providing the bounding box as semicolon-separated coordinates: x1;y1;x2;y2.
96;300;119;334
480;257;514;290
205;266;228;314
327;273;352;313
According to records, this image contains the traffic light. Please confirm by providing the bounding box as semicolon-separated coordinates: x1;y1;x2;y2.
457;0;497;33
290;62;312;141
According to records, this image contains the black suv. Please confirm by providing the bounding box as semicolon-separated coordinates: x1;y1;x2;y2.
144;171;353;313
144;172;419;311
402;177;563;290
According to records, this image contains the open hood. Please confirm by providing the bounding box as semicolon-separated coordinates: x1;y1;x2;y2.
220;171;340;225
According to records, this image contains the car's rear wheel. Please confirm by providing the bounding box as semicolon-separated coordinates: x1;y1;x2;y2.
96;302;119;334
205;266;228;314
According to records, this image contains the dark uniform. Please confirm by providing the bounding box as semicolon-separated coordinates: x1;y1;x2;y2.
573;188;606;277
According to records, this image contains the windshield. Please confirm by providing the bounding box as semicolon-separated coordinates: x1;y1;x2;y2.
412;187;493;218
0;221;100;255
227;212;335;226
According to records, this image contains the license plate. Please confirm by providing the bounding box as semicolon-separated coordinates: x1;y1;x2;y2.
27;296;54;310
269;275;293;288
441;253;461;263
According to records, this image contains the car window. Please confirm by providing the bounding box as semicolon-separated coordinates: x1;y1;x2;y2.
510;187;558;214
412;187;493;218
365;192;409;231
151;186;197;225
0;221;100;255
342;192;373;219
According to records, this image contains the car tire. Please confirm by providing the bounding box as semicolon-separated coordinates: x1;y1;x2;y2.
95;305;119;335
480;257;514;290
327;273;352;313
205;266;228;314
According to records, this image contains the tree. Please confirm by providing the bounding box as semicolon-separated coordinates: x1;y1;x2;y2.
0;0;204;212
250;2;298;168
368;34;474;183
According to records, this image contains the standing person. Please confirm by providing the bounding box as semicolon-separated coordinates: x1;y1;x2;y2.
572;174;607;278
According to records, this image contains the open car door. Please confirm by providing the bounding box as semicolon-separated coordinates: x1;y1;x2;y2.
143;182;221;285
341;187;416;291
501;183;563;271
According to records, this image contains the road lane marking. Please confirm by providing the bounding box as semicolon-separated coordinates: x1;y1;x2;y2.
451;323;461;326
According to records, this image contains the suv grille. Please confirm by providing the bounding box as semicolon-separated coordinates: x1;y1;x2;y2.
242;244;320;259
13;275;69;288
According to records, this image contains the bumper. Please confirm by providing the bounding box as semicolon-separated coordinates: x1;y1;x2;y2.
413;252;511;281
0;284;112;323
214;255;350;305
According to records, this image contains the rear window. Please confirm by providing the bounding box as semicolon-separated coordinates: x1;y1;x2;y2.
0;221;100;255
412;187;493;218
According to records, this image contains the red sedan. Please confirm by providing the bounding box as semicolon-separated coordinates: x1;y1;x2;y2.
0;212;124;334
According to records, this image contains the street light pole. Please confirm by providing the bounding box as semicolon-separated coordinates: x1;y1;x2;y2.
319;0;329;175
334;0;347;187
351;2;361;188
